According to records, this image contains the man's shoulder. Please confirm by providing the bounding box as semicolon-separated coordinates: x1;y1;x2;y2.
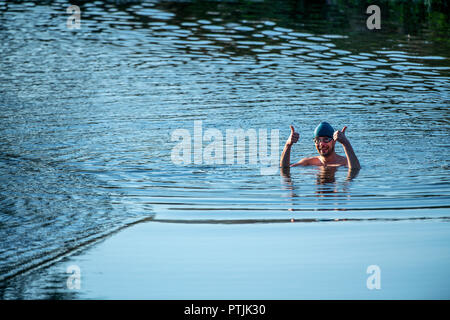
303;156;322;164
291;156;321;167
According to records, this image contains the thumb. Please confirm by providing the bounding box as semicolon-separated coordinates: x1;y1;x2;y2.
290;125;295;134
342;126;347;133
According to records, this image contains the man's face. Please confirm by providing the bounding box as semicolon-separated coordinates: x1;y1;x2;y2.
314;136;335;157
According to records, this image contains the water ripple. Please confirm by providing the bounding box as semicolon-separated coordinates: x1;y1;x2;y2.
0;0;449;284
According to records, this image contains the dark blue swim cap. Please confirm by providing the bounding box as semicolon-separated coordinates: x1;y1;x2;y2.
314;122;334;138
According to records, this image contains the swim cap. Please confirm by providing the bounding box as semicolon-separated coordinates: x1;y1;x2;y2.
314;122;334;138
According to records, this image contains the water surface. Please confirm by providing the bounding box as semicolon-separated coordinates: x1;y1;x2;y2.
0;0;449;299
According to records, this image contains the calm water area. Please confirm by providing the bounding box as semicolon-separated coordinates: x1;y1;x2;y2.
0;0;449;299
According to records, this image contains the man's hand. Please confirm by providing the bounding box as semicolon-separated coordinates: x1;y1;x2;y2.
333;126;349;145
287;125;299;146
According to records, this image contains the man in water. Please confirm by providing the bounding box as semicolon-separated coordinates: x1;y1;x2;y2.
280;121;361;170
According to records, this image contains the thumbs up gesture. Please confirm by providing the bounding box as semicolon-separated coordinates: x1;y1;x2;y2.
333;126;349;145
287;125;299;146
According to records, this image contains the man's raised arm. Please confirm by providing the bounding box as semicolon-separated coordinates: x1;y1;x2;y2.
333;126;361;170
280;125;299;168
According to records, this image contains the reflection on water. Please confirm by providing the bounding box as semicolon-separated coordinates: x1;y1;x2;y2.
281;165;360;212
316;166;339;185
0;0;449;298
281;165;346;189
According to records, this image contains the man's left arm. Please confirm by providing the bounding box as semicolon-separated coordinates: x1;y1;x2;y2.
334;126;361;170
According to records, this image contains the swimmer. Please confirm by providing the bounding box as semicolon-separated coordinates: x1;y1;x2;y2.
280;121;361;170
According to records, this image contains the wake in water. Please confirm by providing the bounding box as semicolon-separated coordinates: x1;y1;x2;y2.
0;153;153;282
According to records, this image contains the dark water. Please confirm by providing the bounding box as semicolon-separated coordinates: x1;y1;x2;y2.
0;0;449;298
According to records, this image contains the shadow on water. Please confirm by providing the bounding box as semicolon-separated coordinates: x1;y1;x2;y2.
79;0;449;57
58;0;450;33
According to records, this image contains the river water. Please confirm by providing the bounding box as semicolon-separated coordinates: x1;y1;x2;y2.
0;0;449;299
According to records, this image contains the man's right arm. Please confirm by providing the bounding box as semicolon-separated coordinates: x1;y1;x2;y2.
280;125;299;168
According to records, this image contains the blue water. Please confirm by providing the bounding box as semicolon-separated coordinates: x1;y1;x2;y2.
0;0;449;299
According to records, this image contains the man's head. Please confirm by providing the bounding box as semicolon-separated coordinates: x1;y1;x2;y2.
314;122;336;157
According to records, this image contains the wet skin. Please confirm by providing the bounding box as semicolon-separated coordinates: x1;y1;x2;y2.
280;125;361;169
